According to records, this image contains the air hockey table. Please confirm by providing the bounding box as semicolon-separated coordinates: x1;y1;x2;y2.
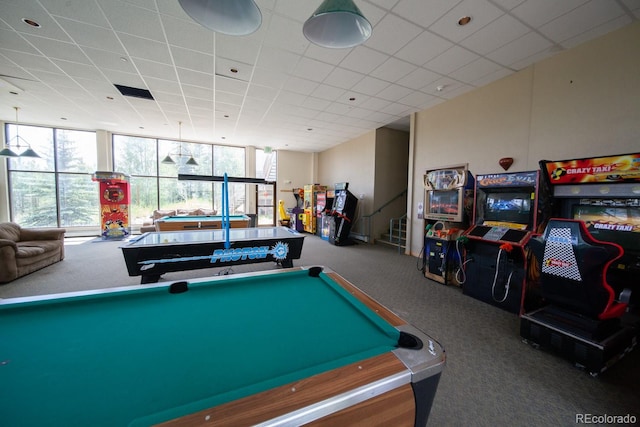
121;226;304;283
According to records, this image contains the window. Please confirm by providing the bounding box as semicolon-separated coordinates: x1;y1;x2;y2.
256;149;277;226
113;135;245;224
6;124;97;228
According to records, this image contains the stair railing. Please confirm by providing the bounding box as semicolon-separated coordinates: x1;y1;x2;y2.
351;189;407;243
389;213;408;253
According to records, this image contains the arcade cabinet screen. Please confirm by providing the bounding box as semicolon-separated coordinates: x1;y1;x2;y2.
483;191;532;225
573;205;640;252
428;191;459;215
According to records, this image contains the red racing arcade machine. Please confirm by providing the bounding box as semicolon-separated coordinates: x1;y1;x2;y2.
91;171;131;240
460;171;546;314
519;153;640;374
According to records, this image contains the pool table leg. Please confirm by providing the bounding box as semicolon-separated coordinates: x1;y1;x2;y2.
141;273;161;284
281;258;293;268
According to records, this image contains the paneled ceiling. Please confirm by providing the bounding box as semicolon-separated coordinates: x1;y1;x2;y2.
0;0;637;152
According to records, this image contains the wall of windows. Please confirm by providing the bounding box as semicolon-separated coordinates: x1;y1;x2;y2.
113;134;245;225
6;124;98;228
256;149;277;226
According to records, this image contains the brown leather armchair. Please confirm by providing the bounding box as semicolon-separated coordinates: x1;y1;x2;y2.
0;222;66;283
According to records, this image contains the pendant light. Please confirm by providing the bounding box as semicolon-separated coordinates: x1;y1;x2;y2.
303;0;372;49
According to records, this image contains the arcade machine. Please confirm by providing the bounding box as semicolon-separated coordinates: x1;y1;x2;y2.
290;188;305;232
91;171;131;240
422;164;474;285
520;153;639;374
460;170;546;314
329;182;358;246
318;189;335;241
303;184;327;234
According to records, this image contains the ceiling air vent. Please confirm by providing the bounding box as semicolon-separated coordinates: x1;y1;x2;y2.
114;84;154;100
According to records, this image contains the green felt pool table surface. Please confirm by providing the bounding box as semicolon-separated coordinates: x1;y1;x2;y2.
0;268;444;427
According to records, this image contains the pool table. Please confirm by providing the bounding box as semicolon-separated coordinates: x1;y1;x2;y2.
121;226;305;283
155;214;250;231
0;267;445;427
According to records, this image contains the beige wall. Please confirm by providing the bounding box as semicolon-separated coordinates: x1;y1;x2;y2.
318;130;376;235
276;150;315;211
373;127;409;238
407;21;640;257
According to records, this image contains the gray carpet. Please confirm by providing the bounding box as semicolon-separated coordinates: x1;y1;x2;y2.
2;234;639;426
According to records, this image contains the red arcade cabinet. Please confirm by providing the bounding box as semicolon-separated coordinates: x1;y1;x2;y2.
91;171;131;240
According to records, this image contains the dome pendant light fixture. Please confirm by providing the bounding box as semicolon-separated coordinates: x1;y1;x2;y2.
303;0;372;49
178;0;262;36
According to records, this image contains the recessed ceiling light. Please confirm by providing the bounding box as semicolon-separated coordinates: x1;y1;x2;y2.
22;18;41;28
348;97;356;101
139;126;144;129
224;114;229;118
307;128;313;131
230;68;238;73
120;57;128;62
60;117;67;120
458;16;472;26
106;96;114;100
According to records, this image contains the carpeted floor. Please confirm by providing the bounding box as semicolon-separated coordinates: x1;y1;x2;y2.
2;233;639;426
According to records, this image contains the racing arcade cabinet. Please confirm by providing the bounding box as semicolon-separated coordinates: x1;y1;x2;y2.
520;153;639;374
461;171;544;314
422;164;474;285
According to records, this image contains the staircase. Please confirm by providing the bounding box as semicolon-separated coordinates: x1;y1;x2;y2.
375;215;407;252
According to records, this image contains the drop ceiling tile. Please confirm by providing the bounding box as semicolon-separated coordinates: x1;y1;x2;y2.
20;35;87;64
215;91;243;106
424;46;478;75
339;46;388;74
398;91;436;108
359;97;392;112
470;67;513;87
323;67;365;90
370;57;417;83
52;59;103;80
214;57;252;82
182;84;213;100
489;0;526;10
246;84;278;101
486;31;552;67
176;67;213;89
283;76;319;96
0;50;59;73
511;0;588;28
376;84;414;102
302;97;332;111
133;57;176;81
392;0;461;28
1;30;40;55
215;75;248;95
82;47;137;73
169;46;213;74
364;14;423;55
309;84;346;102
119;33;172;63
56;17;125;53
560;15;632;49
396;67;442;90
145;76;182;95
264;14;308;55
303;44;352;66
460;13;530;55
449;57;505;84
394;31;454;66
4;2;73;42
351;76;390;96
256;46;302;73
215;37;261;66
161;15;214;54
98;0;165;41
100;69;146;88
291;57;334;83
428;0;504;43
538;1;626;43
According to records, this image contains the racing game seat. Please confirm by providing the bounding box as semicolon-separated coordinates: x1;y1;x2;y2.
528;218;627;322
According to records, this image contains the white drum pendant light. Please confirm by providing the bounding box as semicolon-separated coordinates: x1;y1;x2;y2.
178;0;262;36
303;0;372;48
